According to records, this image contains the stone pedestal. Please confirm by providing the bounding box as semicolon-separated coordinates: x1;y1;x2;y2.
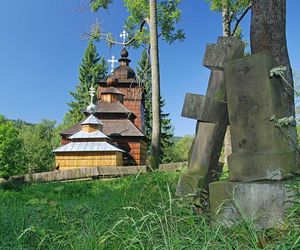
209;181;297;229
224;53;298;182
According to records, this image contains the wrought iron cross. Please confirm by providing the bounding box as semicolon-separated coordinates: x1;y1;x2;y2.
120;29;128;45
107;55;118;73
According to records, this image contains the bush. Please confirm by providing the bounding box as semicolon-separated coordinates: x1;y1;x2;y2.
0;115;27;178
18;120;57;173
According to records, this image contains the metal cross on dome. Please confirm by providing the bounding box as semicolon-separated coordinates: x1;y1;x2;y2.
120;29;128;46
89;85;96;103
87;85;96;113
107;55;118;73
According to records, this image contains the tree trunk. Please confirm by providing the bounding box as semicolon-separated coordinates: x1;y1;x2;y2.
149;0;161;169
251;0;298;152
251;0;294;117
222;0;231;36
223;126;232;165
222;0;232;165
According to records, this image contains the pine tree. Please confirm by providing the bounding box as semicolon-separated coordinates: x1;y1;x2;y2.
62;40;107;126
137;50;174;163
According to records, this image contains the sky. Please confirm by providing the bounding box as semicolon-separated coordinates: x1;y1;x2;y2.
0;0;299;136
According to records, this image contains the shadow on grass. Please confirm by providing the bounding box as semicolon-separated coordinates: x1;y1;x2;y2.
0;179;28;191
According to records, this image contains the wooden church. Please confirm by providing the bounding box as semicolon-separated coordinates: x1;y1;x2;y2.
58;47;147;168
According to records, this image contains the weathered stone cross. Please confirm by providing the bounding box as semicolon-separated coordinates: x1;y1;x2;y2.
176;37;245;200
120;29;128;45
177;36;299;228
107;55;118;73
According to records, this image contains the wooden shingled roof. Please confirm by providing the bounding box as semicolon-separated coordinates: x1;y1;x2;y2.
60;119;144;138
89;101;136;117
101;87;124;95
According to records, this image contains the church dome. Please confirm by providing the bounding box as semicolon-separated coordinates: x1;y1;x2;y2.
112;47;136;79
113;65;136;79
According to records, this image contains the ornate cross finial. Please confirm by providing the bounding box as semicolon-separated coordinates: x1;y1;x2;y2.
120;29;128;46
107;55;118;74
89;85;96;102
87;86;96;113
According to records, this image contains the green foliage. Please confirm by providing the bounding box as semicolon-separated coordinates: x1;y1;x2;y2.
18;120;57;173
64;40;107;126
157;0;185;43
136;50;175;163
91;0;185;47
90;0;113;11
0;114;5;123
205;0;250;37
0;116;27;178
0;172;299;249
205;0;250;15
171;135;194;162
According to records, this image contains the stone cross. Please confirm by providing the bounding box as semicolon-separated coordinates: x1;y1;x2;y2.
108;55;118;73
176;37;245;201
120;29;128;45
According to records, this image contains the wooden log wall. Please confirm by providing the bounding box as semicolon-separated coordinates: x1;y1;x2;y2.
55;152;123;170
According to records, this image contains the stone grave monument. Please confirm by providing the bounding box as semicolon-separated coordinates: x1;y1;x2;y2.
210;53;299;228
177;36;299;228
176;36;245;200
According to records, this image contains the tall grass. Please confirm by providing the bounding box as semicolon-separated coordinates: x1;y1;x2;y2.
0;172;299;249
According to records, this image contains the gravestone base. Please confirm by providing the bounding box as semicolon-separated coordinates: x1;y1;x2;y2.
209;180;298;229
228;151;298;182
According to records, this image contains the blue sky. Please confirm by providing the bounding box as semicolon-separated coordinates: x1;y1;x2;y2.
0;0;299;136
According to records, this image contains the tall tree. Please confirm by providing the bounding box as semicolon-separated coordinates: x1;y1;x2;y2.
63;40;107;126
149;0;161;168
90;0;184;168
137;50;174;163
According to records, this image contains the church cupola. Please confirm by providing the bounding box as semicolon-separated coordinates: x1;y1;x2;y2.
119;47;130;66
81;114;104;133
101;87;124;103
82;86;104;132
112;47;136;80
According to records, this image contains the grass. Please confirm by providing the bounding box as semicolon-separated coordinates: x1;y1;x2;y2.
0;171;299;249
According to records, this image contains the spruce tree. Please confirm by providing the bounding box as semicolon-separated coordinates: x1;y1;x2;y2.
62;40;107;126
137;50;174;163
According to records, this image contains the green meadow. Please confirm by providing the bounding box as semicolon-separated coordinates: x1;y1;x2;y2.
0;171;299;249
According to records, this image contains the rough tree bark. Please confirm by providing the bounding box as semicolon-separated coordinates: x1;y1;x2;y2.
222;0;231;36
251;0;294;117
222;0;232;165
250;0;298;153
149;0;161;169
